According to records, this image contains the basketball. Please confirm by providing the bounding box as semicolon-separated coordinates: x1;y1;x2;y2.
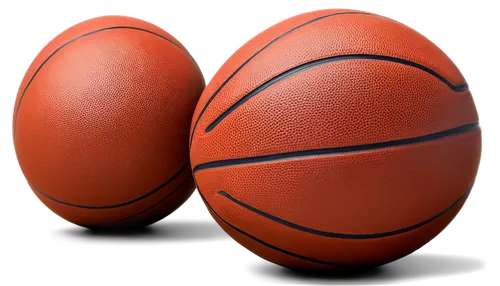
190;9;481;270
13;16;205;228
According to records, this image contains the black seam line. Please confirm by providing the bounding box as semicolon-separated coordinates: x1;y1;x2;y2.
188;11;375;147
13;26;193;134
196;187;356;268
193;122;479;173
114;176;193;223
205;55;469;133
218;182;473;240
32;162;190;209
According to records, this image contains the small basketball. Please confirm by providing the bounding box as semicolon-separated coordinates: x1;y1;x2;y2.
13;16;205;228
190;9;481;270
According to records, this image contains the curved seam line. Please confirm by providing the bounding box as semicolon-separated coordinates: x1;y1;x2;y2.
31;162;190;209
13;26;194;134
113;176;193;223
196;187;356;268
189;11;376;147
193;122;479;173
217;182;473;239
205;54;469;132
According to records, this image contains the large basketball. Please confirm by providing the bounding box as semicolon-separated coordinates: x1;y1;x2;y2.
14;16;205;228
190;9;481;270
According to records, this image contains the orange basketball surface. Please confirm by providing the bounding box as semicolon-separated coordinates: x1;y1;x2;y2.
13;16;205;228
190;9;481;270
